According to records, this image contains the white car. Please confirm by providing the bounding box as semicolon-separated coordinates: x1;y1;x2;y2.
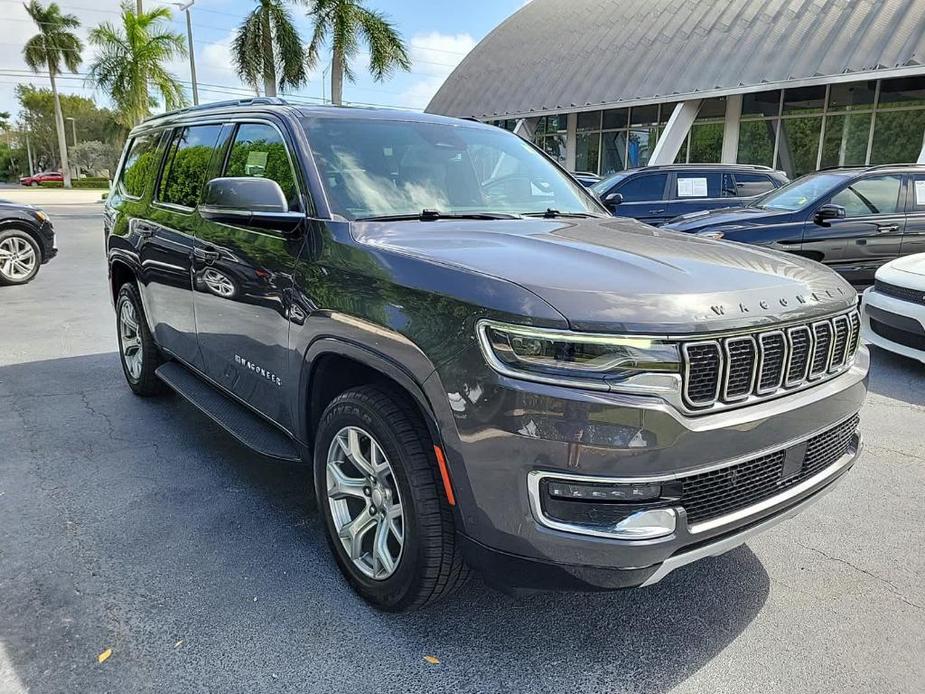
861;253;925;364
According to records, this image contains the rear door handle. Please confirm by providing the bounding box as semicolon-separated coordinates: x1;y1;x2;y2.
649;209;665;214
876;224;899;234
192;246;220;263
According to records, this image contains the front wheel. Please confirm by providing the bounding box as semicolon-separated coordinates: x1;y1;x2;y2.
116;283;166;396
314;385;468;611
0;229;41;286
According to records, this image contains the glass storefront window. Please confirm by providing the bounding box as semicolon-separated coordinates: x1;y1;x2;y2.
575;132;601;173
577;111;601;132
674;136;689;163
742;90;781;117
602;108;628;130
819;113;871;168
778;116;822;177
627;127;657;167
829;82;876;111
782;86;826;114
601;130;628;174
542;132;567;165
629;104;658;126
688;122;723;163
870;109;925;164
877;76;925;108
659;102;678;123
738;119;777;167
697;97;726;119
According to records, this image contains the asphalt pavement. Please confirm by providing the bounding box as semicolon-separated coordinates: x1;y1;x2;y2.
0;202;922;693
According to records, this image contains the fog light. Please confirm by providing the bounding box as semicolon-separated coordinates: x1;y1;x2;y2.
546;480;661;501
612;508;677;539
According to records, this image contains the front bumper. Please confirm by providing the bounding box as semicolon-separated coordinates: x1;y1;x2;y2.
861;286;925;364
426;344;868;589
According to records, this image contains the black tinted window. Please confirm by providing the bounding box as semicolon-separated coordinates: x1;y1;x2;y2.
616;173;668;202
733;173;775;197
224;124;299;211
830;175;902;217
118;132;161;198
158;125;222;208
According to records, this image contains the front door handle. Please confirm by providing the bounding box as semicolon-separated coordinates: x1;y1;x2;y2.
135;222;155;239
192;247;220;263
876;224;899;234
649;209;665;214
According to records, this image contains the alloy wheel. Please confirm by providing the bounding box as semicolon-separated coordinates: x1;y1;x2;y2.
0;236;37;281
326;426;405;580
119;300;143;381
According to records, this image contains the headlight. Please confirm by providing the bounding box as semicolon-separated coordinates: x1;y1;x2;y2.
476;320;680;391
697;230;725;240
33;209;49;223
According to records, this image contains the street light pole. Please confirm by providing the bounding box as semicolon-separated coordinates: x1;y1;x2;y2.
65;117;77;147
173;1;198;105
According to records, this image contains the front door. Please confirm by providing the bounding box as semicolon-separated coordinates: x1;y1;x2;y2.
609;172;671;224
805;173;906;282
193;121;307;430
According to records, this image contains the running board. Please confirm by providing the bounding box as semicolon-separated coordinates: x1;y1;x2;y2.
155;362;300;462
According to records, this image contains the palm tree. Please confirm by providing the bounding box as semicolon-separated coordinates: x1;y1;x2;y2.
232;0;306;98
305;0;411;106
87;5;188;127
22;1;83;188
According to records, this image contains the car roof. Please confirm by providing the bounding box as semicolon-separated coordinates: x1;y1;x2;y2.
619;163;781;174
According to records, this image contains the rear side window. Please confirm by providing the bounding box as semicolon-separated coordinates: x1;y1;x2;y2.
223;123;300;211
157;125;223;208
733;172;775;197
616;173;668;202
675;172;724;198
118;132;161;198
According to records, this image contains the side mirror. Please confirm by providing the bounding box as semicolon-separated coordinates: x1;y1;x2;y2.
604;192;623;206
199;177;303;234
813;203;846;226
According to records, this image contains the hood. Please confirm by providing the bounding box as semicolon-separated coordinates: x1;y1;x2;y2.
354;216;855;334
664;205;790;232
886;252;925;278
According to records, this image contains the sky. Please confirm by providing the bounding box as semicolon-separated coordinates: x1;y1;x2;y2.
0;0;530;121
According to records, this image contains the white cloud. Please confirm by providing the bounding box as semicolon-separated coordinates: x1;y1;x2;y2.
397;31;476;110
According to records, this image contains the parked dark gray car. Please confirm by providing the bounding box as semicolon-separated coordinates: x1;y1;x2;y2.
104;98;868;611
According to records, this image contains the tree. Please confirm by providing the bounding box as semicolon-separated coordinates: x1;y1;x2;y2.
232;0;306;98
22;0;83;188
69;140;122;177
87;4;188;127
305;0;411;106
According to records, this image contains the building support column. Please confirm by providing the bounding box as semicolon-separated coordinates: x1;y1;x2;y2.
514;117;539;142
565;112;577;171
649;100;700;165
721;94;742;163
917;125;925;164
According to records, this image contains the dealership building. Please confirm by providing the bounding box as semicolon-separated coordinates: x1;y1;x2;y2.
427;0;925;179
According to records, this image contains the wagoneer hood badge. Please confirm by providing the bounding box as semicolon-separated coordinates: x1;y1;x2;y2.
356;216;856;335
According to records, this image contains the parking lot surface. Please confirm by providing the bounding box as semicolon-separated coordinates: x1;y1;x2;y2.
1;204;923;693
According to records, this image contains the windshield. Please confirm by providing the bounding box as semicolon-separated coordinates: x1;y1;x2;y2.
302;117;603;220
590;172;630;195
752;172;851;211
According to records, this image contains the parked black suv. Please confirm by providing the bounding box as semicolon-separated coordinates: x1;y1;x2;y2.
105;99;867;611
591;163;788;225
0;200;56;285
664;164;925;284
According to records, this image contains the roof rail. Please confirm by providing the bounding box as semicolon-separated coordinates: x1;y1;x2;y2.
141;97;289;124
817;162;920;172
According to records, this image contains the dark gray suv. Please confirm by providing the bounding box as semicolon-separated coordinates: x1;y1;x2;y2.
104;98;868;611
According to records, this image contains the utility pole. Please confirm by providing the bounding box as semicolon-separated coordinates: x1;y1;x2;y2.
136;0;142;14
65;116;77;146
25;132;34;176
173;1;198;105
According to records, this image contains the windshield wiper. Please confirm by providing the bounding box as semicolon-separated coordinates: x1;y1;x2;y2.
521;208;600;219
356;209;521;222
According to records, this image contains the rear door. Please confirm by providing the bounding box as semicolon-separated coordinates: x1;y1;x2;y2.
809;173;905;282
900;172;925;259
609;172;670;224
140;123;224;367
192;120;307;430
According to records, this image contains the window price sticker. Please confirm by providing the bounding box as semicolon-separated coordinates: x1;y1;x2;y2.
678;177;708;197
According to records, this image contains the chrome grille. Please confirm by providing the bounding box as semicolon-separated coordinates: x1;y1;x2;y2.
681;310;860;410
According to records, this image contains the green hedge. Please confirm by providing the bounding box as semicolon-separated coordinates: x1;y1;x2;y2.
38;177;111;189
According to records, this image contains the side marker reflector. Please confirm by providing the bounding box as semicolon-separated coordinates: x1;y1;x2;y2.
433;445;456;506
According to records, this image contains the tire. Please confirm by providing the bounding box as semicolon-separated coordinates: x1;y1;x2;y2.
314;384;469;611
0;229;41;286
115;282;167;396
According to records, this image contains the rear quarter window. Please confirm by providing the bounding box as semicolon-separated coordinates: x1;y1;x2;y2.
733;173;776;197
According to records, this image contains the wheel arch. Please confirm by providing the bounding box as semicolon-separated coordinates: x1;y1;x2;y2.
109;256;137;302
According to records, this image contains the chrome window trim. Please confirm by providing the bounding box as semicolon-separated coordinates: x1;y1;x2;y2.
525;410;860;540
721;335;757;402
755;330;787;395
682;341;723;408
784;325;814;386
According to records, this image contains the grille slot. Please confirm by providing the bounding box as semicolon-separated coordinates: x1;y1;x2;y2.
874;279;925;305
785;325;812;386
680;310;859;411
681;414;859;525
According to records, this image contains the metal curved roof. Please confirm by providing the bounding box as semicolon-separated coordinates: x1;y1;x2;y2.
427;0;925;119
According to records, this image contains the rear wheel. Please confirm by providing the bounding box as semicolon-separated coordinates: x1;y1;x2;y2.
314;385;469;611
116;283;166;396
0;229;41;286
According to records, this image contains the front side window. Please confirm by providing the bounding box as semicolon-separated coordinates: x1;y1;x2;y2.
303;118;601;220
615;173;668;202
829;175;902;217
118;132;161;198
224;123;300;211
754;172;848;211
157;125;222;208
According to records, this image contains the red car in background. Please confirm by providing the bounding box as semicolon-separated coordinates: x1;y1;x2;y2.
19;171;63;186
